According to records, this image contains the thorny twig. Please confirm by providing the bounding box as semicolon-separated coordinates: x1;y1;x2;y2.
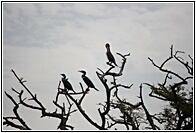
4;91;31;130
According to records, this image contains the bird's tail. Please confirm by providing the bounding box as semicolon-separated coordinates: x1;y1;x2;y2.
94;87;99;91
114;62;118;67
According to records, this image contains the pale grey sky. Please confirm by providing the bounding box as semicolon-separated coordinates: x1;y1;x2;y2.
3;2;193;130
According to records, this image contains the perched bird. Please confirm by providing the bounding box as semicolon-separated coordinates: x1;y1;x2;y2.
105;43;118;66
78;70;99;91
60;74;76;93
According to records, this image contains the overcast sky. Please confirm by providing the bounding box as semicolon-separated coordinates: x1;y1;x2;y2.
3;2;193;130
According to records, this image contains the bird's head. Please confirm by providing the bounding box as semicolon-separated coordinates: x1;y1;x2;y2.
105;43;110;48
60;74;66;78
78;70;86;75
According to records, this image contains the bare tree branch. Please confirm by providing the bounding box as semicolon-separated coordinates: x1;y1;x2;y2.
4;91;31;130
4;44;192;130
139;84;157;130
58;81;103;130
174;51;193;76
5;70;76;130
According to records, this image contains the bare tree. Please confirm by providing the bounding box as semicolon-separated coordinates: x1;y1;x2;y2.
3;51;132;130
3;45;193;130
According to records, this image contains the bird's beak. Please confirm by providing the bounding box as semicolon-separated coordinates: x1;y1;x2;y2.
78;70;82;73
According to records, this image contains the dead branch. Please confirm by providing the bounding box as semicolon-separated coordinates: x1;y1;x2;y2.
100;53;130;77
148;45;192;84
107;114;131;130
11;69;45;110
95;52;132;129
58;81;103;130
4;91;31;130
139;84;157;130
4;70;76;130
5;51;135;130
3;117;28;130
113;88;142;109
146;45;193;130
174;51;193;76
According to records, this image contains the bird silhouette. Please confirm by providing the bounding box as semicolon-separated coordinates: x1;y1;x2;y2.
60;74;76;93
105;43;118;66
78;70;99;91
